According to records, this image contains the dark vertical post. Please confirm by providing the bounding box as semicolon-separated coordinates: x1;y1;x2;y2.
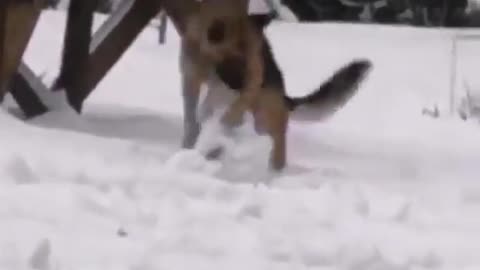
53;0;98;113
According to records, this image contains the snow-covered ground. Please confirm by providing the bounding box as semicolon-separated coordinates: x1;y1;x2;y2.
1;10;480;270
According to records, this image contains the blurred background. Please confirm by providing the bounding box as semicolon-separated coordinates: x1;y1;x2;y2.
40;0;480;28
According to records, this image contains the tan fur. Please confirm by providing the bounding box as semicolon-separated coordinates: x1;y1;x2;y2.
173;1;369;171
180;0;294;170
253;88;290;170
182;0;264;129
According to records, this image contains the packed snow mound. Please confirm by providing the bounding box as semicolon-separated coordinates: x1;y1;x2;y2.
1;10;480;270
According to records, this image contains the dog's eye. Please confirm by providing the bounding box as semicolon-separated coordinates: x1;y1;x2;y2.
207;19;226;44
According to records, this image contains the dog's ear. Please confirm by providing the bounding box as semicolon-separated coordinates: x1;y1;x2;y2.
248;13;274;29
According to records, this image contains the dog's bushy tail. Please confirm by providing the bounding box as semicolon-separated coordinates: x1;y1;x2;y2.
285;59;372;122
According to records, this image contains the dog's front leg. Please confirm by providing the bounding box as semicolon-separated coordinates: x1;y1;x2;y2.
180;48;205;149
221;29;263;129
181;73;203;149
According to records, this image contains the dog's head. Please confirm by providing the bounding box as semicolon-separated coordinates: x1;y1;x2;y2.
211;14;275;91
202;12;274;59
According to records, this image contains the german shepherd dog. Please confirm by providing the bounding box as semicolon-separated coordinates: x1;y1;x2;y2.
180;3;372;171
180;0;266;151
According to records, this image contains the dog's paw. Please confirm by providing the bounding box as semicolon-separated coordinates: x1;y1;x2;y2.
196;115;235;156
